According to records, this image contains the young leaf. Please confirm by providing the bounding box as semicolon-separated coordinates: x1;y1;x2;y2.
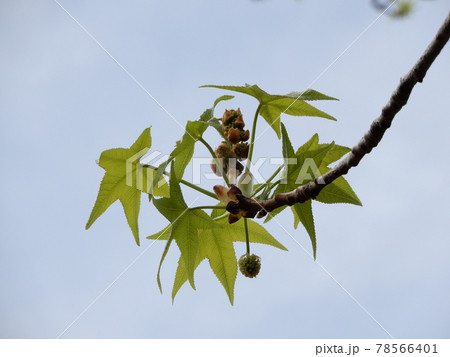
295;133;319;156
201;84;338;138
319;144;351;167
149;226;234;303
262;123;295;222
198;94;235;123
148;219;287;251
170;95;234;179
86;128;169;245
156;230;174;293
291;200;317;259
152;165;219;288
266;125;333;255
284;90;338;101
216;215;288;251
200;84;272;103
147;157;172;200
148;216;287;304
171;255;199;303
213;95;235;108
315;174;362;206
171;120;208;180
203;228;238;304
259;98;336;138
265;126;333;223
171;229;237;304
172;217;287;304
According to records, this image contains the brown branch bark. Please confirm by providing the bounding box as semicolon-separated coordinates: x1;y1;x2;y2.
236;10;450;218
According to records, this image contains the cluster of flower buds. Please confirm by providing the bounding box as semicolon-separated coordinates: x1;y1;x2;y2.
210;109;250;184
222;108;250;147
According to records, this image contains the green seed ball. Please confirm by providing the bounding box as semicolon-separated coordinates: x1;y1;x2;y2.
238;253;261;278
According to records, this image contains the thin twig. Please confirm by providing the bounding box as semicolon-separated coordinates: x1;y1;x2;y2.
234;11;450;217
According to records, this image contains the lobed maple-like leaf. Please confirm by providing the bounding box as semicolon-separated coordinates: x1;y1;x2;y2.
148;212;287;305
86;128;169;245
152;164;219;289
201;84;337;138
264;123;361;258
169;95;235;180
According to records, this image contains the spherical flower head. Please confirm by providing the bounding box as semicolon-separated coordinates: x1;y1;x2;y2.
238;253;261;278
394;0;413;17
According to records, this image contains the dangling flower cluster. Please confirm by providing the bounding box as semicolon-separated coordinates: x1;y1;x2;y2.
238;253;261;278
210;109;250;184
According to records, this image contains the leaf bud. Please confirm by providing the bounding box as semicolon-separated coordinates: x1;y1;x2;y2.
210;159;222;176
238;171;254;197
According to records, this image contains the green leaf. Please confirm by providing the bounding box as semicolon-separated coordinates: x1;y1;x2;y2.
172;228;237;304
170;95;234;179
288;131;334;188
283;89;338;101
259;98;336;138
281;122;295;159
198;94;235;124
265;126;334;253
149;215;286;304
295;133;319;155
265;128;361;257
263;123;293;222
170;217;287;304
291;200;317;259
213;94;235;108
171;255;195;302
171;120;208;180
201;84;338;138
201;228;237;304
319;144;351;167
146;226;172;241
147;158;172;200
315;174;362;206
201;84;272;103
153;165;219;288
156;229;174;293
200;95;234;138
217;217;288;251
151;225;235;303
86;128;168;245
292;143;335;186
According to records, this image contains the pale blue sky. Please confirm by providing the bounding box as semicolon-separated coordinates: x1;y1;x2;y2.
1;0;449;338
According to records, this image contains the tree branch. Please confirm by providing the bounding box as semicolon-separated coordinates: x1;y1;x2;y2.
236;10;450;218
